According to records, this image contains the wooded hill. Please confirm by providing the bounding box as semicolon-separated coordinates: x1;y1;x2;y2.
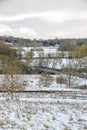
0;36;87;47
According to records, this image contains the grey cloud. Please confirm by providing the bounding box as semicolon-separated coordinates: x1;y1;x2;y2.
0;15;87;38
0;0;87;16
0;0;87;38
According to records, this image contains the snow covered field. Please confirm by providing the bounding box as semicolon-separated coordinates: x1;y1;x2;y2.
0;74;87;130
19;46;58;57
22;75;87;90
0;74;87;91
0;99;87;130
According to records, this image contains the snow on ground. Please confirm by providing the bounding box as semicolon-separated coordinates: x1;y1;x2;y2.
0;99;87;130
24;58;87;70
0;74;87;91
9;45;87;69
19;46;87;70
16;46;58;58
17;74;87;90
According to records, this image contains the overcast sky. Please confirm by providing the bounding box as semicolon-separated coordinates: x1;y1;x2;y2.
0;0;87;39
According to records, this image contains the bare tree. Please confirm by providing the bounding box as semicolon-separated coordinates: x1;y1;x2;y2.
39;72;53;87
2;57;24;99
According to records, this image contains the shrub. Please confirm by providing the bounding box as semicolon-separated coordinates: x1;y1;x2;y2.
56;76;67;84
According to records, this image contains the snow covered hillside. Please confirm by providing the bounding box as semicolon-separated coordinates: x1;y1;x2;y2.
0;74;87;91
